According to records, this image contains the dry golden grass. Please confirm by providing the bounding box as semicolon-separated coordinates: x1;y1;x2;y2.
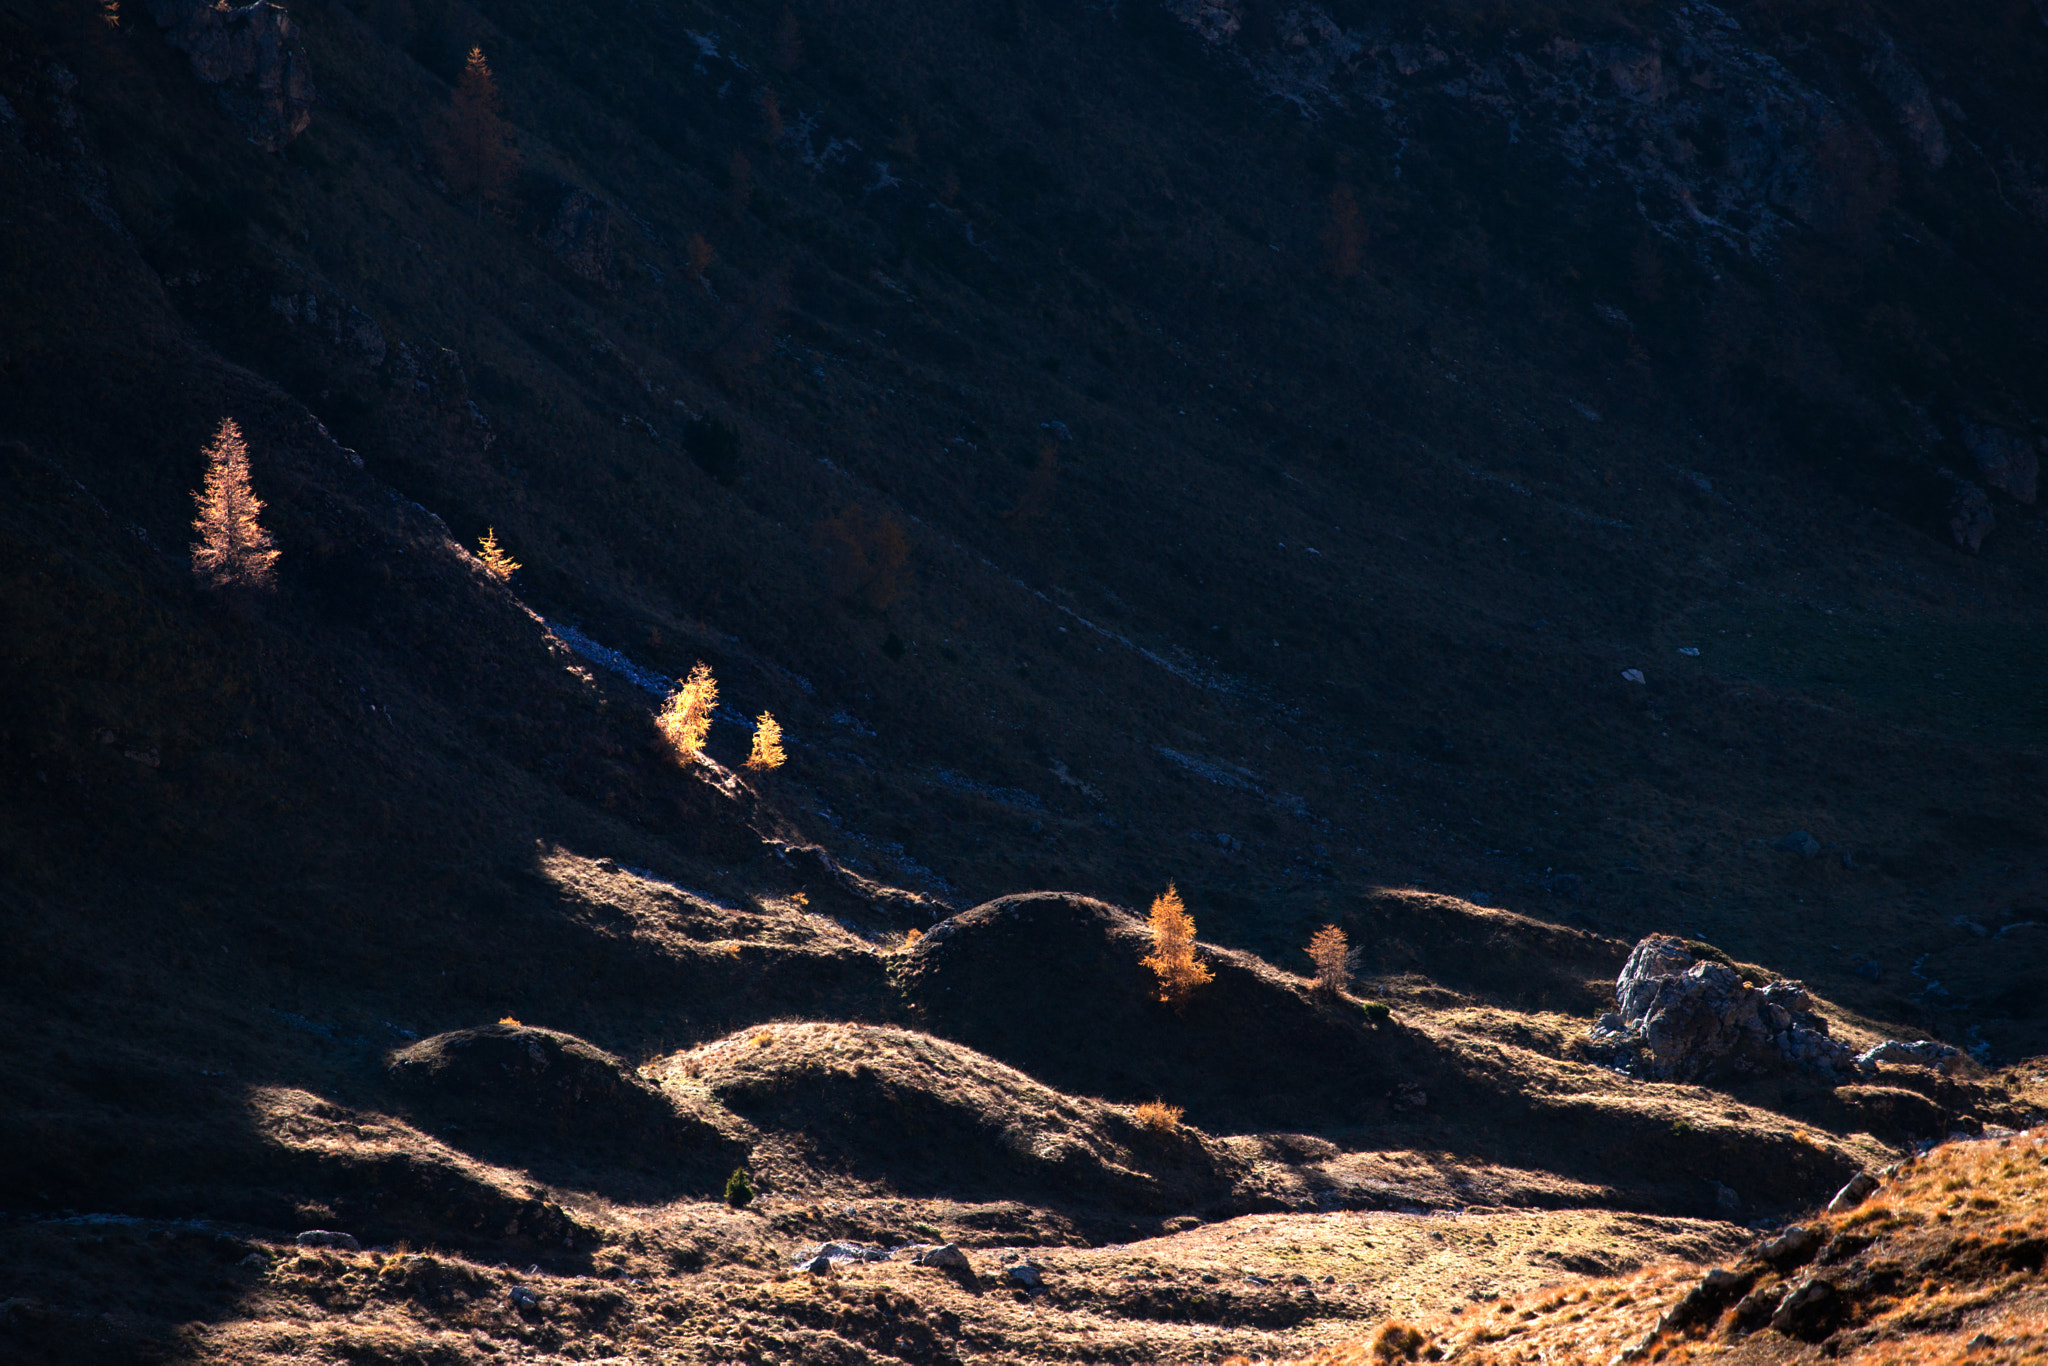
1289;1129;2048;1366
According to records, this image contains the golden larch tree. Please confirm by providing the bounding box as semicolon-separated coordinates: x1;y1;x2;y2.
476;527;520;581
435;47;518;203
1307;924;1353;997
190;418;279;591
1141;883;1212;1007
746;712;785;770
657;662;719;762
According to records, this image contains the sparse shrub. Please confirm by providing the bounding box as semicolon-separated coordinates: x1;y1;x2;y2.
1307;923;1354;997
476;527;520;581
724;1166;755;1208
1360;1001;1392;1026
1370;1320;1429;1362
657;662;719;762
747;712;786;770
1135;1099;1183;1132
190;418;280;592
434;47;518;204
1140;883;1213;1007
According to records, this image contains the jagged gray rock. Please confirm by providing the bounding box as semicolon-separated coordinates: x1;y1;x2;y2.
294;1229;359;1251
1827;1172;1881;1213
793;1241;891;1273
911;1243;970;1271
1587;935;1856;1081
145;0;314;151
1855;1038;1963;1073
1769;1277;1837;1338
1758;1223;1823;1268
539;190;616;289
1960;421;2040;505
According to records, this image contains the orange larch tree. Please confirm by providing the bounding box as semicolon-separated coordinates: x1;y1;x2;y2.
1141;883;1213;1007
436;47;518;203
190;418;279;592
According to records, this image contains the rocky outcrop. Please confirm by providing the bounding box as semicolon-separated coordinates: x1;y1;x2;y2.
146;0;313;151
1959;421;2040;505
269;289;386;366
538;189;617;288
1943;472;1995;552
1159;1;1875;261
1588;935;1857;1081
1854;1038;1962;1073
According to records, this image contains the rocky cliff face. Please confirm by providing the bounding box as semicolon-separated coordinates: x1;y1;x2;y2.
1159;0;2048;551
146;0;312;150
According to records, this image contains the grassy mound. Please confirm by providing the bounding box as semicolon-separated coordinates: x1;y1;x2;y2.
387;1024;740;1195
654;1021;1250;1220
896;892;1407;1132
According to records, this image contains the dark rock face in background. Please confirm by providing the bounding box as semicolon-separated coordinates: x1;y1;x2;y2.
147;0;313;150
538;190;616;289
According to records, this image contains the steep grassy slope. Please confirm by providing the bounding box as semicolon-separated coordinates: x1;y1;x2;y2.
3;0;2048;1361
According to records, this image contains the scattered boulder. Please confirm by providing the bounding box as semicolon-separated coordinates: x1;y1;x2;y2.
1586;936;1856;1081
910;1243;971;1271
145;0;314;150
1854;1038;1962;1074
508;1285;540;1312
1730;1282;1786;1332
794;1242;891;1272
1768;1276;1838;1339
294;1229;360;1251
1006;1261;1045;1289
1758;1223;1824;1269
1827;1172;1880;1213
1658;1265;1750;1333
1772;830;1822;858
